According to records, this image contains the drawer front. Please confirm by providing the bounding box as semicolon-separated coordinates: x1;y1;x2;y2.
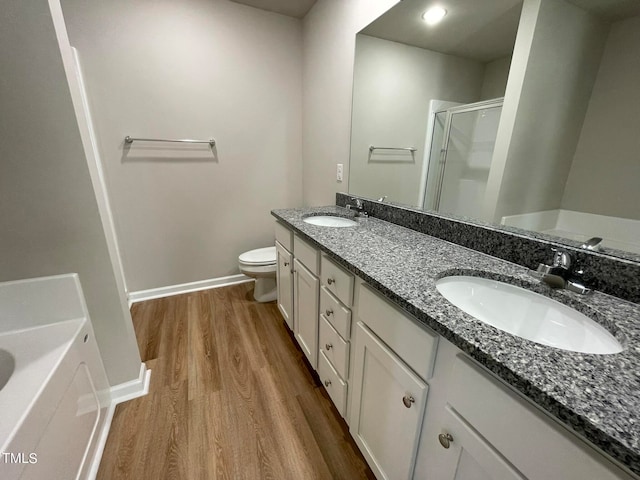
320;255;354;307
274;221;293;251
318;351;347;417
320;286;352;340
294;235;320;275
356;283;438;381
319;314;350;379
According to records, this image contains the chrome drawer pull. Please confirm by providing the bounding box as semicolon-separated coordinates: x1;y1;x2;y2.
324;380;332;387
327;278;335;285
325;308;333;316
325;343;333;351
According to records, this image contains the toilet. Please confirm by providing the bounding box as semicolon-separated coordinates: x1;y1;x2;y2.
238;246;277;302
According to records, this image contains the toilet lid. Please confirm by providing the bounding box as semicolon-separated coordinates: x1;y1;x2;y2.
239;246;277;265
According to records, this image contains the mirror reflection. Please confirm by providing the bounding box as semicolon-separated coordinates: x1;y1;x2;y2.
348;0;640;256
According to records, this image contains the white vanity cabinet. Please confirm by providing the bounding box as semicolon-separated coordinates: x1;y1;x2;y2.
275;241;293;329
275;222;294;329
350;281;439;480
317;254;354;417
415;340;637;480
274;221;638;480
292;235;320;369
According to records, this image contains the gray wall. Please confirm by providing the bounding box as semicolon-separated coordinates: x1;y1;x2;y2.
0;0;141;386
349;34;485;206
480;56;512;100
62;0;304;292
301;0;400;206
562;14;640;220
488;0;608;222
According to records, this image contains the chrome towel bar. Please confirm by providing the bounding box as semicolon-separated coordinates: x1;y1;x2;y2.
125;136;216;146
369;145;416;153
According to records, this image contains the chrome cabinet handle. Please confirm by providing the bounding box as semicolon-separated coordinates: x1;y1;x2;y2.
327;278;335;285
324;380;331;387
402;395;415;408
325;343;333;351
325;308;333;316
438;433;453;449
284;261;289;267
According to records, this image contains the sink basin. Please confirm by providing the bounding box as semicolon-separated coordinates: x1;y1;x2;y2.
436;276;623;354
303;215;357;227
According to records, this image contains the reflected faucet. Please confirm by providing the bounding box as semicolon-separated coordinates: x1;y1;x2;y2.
581;237;603;252
346;197;368;217
529;248;590;294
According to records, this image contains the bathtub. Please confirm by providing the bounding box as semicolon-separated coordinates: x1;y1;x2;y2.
0;275;112;480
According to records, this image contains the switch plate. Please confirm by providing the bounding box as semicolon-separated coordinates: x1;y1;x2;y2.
337;163;343;182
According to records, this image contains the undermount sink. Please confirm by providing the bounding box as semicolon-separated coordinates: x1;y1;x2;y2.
436;276;623;354
303;215;357;227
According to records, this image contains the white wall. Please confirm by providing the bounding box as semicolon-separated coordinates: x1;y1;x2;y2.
349;35;485;206
0;0;141;386
480;56;512;100
301;0;400;206
562;14;640;220
61;0;303;292
485;0;608;222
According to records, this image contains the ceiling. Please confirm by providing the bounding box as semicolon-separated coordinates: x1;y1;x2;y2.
360;0;523;63
229;0;317;18
566;0;640;21
359;0;640;63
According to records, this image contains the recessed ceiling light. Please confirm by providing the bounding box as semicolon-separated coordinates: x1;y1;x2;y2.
422;6;447;25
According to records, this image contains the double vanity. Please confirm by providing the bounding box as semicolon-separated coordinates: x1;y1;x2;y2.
272;202;640;480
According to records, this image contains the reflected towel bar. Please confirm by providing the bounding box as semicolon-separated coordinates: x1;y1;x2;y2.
125;136;216;146
369;145;416;153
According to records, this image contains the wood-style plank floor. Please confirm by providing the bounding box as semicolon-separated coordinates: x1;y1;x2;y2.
97;283;375;480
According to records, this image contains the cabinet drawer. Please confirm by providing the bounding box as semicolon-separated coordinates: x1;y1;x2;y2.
320;255;354;307
319;314;350;379
275;221;292;251
356;283;438;381
318;351;347;417
294;235;320;275
320;286;352;340
448;355;634;480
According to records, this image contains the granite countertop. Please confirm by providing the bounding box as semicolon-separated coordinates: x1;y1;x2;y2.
272;205;640;476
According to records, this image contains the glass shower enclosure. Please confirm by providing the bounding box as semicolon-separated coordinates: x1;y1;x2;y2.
422;99;503;219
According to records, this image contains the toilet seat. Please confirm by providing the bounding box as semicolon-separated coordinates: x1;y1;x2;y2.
239;246;277;266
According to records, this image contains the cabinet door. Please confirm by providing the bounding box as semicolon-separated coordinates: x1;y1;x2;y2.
275;241;293;330
436;405;525;480
293;259;319;369
349;322;427;480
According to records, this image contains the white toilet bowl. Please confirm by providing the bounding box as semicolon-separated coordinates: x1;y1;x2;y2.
238;246;277;302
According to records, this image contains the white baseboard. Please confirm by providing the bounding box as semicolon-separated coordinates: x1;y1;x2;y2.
127;274;253;305
86;363;151;479
109;362;152;404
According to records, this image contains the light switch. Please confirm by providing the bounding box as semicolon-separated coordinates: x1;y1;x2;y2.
337;163;343;182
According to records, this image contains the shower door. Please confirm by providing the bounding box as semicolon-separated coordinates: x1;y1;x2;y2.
426;99;503;219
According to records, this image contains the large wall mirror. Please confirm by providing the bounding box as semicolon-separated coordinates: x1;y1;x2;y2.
348;0;640;259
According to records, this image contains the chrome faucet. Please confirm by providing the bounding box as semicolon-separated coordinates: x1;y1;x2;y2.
530;248;590;294
581;237;603;252
346;197;368;217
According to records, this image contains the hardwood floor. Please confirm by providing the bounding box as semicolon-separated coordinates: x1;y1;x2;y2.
97;283;375;480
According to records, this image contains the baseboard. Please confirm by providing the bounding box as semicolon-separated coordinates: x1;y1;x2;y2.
109;362;152;404
86;363;151;479
127;274;253;305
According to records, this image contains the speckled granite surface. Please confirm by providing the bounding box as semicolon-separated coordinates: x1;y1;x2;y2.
272;206;640;477
336;193;640;303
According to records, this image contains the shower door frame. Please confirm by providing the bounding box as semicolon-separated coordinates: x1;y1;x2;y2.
424;97;504;212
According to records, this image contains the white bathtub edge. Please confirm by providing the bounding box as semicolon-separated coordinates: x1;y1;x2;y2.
86;363;151;480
